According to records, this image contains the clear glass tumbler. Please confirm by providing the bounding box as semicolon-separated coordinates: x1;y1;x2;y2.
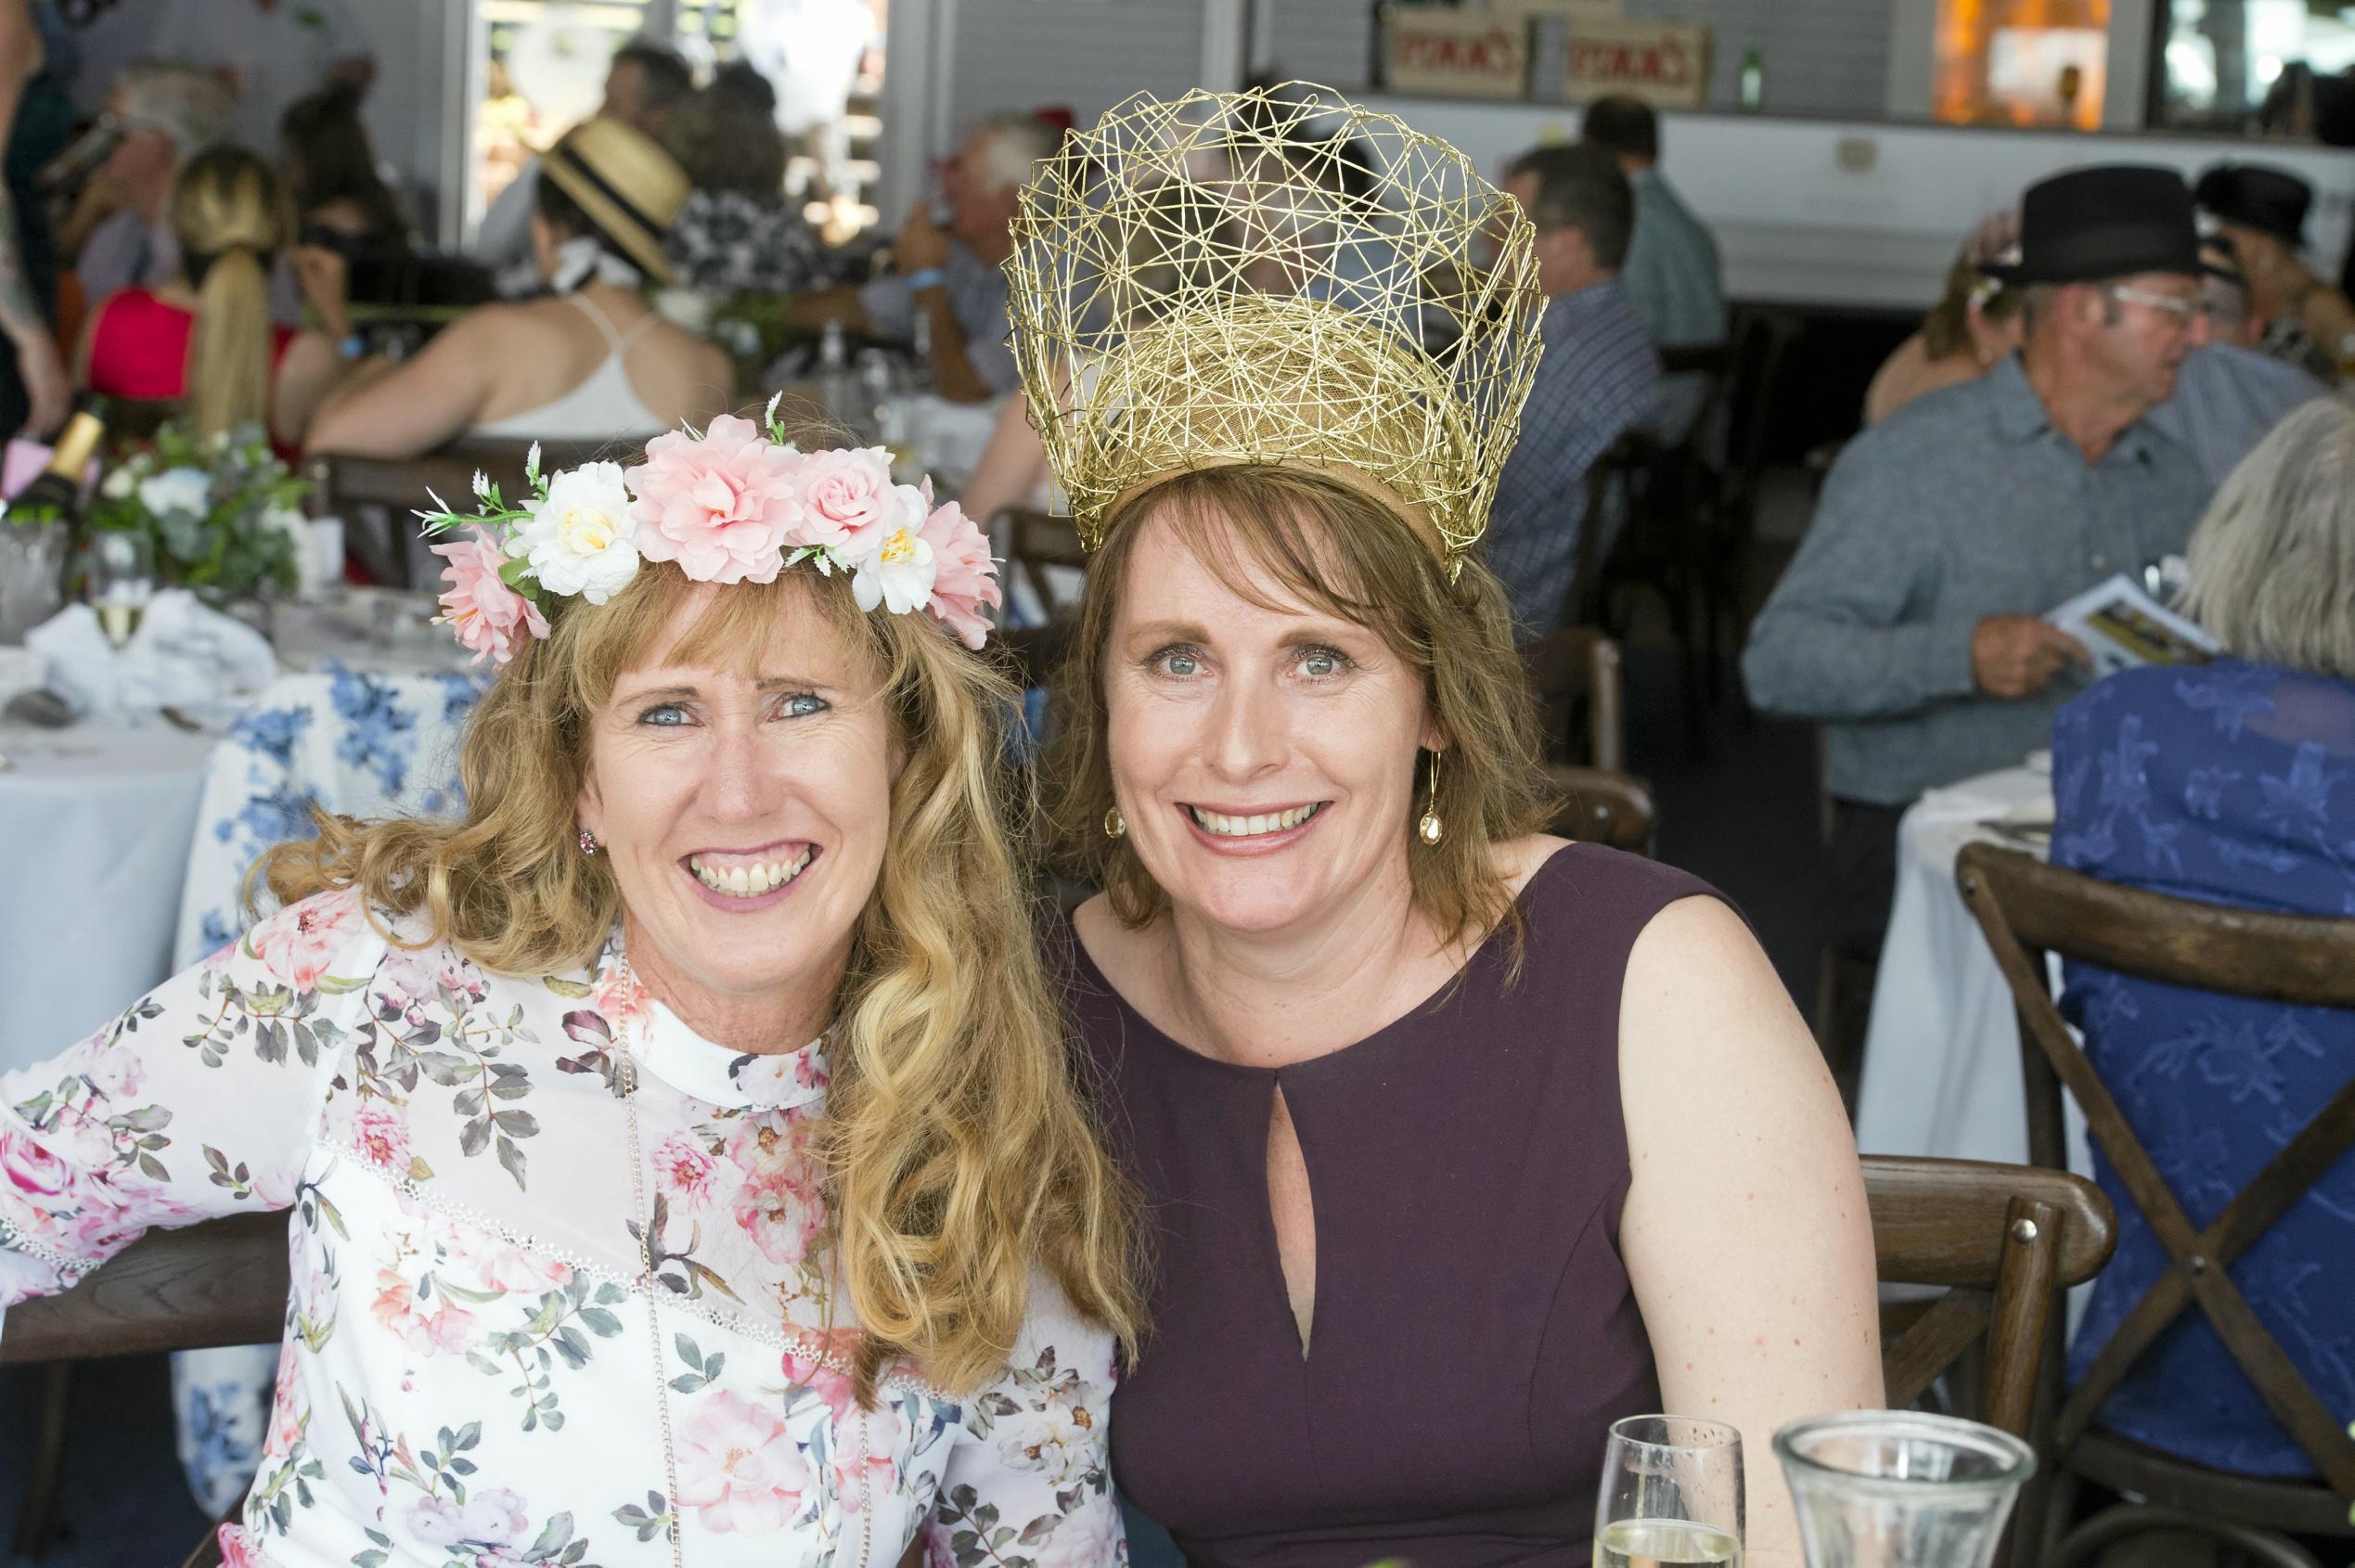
1772;1411;2034;1568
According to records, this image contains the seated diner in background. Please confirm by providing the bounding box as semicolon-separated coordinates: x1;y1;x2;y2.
303;118;731;459
1863;210;2026;426
789;111;1062;404
75;144;343;452
0;418;1139;1562
1010;85;1883;1566
2195;162;2355;386
278;80;412;256
1744;164;2215;973
2144;234;2333;488
1484;142;1663;640
2049;397;2355;1476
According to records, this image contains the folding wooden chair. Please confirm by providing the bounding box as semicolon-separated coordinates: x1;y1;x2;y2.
1862;1154;2116;1438
1956;843;2355;1565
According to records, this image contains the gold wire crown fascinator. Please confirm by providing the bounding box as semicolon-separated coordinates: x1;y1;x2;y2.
1004;82;1544;574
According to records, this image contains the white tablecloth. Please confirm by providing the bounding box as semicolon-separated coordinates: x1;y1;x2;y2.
0;592;461;1077
0;716;219;1074
1852;764;2091;1176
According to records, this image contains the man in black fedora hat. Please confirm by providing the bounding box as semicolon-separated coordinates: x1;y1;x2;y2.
2195;162;2353;385
1744;163;2215;987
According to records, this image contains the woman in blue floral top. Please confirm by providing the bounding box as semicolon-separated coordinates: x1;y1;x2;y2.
0;428;1144;1566
2052;397;2355;1477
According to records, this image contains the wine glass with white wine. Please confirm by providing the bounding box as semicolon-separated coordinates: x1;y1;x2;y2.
86;530;157;649
1594;1415;1745;1568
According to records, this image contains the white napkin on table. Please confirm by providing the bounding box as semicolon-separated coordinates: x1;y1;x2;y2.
24;589;278;718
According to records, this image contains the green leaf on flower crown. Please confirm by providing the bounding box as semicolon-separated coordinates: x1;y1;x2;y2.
496;556;540;594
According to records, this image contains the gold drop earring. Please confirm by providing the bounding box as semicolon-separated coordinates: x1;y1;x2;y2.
1104;805;1126;840
1419;751;1445;845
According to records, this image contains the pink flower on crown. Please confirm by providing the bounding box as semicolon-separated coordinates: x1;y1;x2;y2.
624;415;804;585
917;498;1001;650
433;526;550;667
785;446;899;552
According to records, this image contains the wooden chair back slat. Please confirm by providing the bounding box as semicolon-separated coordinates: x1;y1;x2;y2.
1955;843;2355;1493
999;508;1087;627
1861;1155;2117;1439
0;1211;290;1365
1518;627;1626;772
309;437;635;587
1540;765;1654;857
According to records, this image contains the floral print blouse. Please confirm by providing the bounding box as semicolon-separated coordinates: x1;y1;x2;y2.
0;890;1124;1567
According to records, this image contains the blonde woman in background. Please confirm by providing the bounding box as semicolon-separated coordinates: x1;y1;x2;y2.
1864;211;2028;425
74;145;345;452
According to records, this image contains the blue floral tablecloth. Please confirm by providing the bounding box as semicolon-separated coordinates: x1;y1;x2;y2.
167;662;485;1513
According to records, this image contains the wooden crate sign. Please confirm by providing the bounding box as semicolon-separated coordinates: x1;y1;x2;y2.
1379;5;1531;99
1565;19;1711;108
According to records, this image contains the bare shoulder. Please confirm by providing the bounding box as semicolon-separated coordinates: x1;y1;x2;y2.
1492;832;1574;895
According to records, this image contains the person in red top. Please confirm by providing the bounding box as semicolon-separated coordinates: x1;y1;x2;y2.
75;144;345;452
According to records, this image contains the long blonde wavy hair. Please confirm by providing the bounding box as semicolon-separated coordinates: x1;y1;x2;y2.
261;562;1145;1398
169;146;289;440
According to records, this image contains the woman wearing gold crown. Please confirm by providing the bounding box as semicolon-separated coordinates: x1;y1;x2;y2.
0;412;1143;1564
1011;85;1883;1565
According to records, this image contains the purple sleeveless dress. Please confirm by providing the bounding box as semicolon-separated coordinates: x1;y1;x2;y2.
1064;843;1727;1567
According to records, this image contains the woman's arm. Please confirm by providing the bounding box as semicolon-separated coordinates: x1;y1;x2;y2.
0;891;385;1315
269;331;349;452
303;307;504;458
957;390;1048;529
1619;895;1885;1568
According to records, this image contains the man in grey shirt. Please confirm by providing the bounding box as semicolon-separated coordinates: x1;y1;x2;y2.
1744;164;2215;963
1581;96;1725;439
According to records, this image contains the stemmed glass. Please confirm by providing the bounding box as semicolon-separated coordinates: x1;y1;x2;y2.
85;530;157;649
1595;1415;1746;1568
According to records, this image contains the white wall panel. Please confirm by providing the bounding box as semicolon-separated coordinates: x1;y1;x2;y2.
942;0;1211;133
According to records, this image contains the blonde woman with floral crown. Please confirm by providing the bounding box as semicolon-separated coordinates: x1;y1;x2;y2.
1011;85;1883;1566
0;404;1144;1566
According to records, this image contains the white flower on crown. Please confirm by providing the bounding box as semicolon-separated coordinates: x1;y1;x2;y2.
841;482;938;616
508;461;641;605
137;466;211;518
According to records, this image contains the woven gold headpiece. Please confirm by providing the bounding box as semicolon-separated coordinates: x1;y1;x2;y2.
1005;82;1543;572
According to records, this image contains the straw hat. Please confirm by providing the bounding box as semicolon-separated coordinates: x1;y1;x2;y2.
539;117;690;284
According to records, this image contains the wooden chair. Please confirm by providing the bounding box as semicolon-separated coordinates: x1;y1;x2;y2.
307;436;625;588
1862;1154;2117;1438
3;1211;290;1562
1955;843;2355;1563
1541;764;1654;856
1517;626;1626;772
998;508;1087;628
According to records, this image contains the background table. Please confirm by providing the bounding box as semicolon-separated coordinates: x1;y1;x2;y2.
0;716;219;1074
1852;762;2092;1178
0;594;470;1078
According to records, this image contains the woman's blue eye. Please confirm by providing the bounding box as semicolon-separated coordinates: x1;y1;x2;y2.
638;703;688;726
1297;648;1347;678
1158;649;1202;677
780;693;828;718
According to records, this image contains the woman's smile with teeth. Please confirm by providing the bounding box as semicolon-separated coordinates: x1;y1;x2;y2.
1187;803;1324;838
687;847;815;897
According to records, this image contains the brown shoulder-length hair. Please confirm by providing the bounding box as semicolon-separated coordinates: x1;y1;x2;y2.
1041;465;1553;958
260;561;1145;1400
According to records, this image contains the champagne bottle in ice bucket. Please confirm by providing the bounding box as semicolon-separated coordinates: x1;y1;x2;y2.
1593;1416;1745;1568
1772;1411;2034;1568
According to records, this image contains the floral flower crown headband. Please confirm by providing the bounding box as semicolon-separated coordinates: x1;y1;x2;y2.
417;394;1002;667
